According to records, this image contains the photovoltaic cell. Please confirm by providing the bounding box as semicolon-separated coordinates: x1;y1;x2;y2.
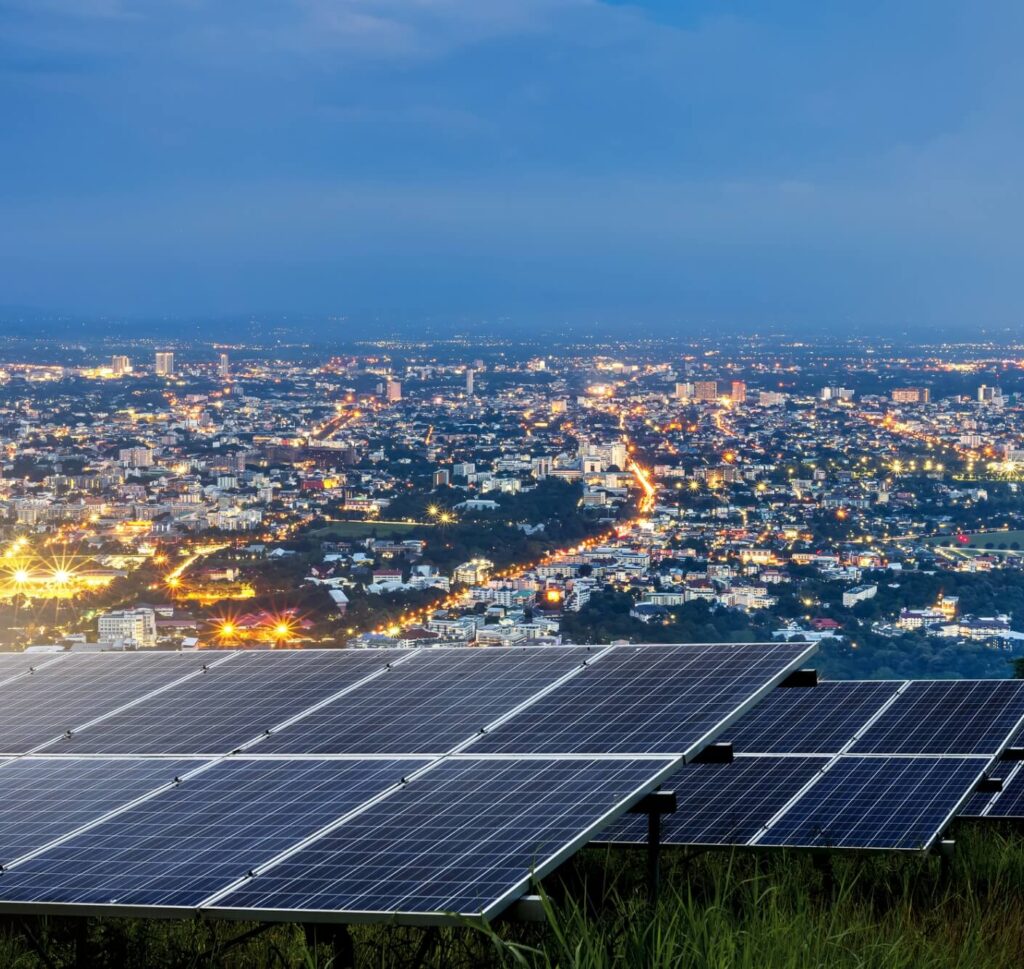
976;766;1024;819
0;654;55;685
259;647;595;755
957;790;994;818
208;756;674;919
471;643;814;756
0;758;420;909
598;756;827;846
722;681;902;754
0;757;200;865
756;755;985;851
57;649;399;755
849;681;1024;756
0;652;217;753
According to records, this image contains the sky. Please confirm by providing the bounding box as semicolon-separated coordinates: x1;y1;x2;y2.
1;1;1023;333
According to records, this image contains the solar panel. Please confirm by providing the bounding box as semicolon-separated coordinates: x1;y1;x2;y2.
258;647;595;755
968;764;1024;819
0;654;60;686
849;681;1024;756
0;758;420;910
0;757;201;865
722;681;902;754
471;642;815;757
754;755;986;851
56;650;399;755
205;756;675;922
0;652;219;754
597;756;828;847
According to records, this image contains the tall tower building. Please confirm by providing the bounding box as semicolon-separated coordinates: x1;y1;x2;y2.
466;369;475;395
730;380;747;404
110;355;131;376
694;380;718;402
386;378;402;402
218;353;230;378
155;351;175;376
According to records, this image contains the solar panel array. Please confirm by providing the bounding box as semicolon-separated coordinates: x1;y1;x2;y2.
0;641;813;923
604;678;1024;852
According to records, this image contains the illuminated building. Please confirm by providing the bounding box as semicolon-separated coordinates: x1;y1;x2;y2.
890;387;930;403
110;355;132;375
454;558;494;585
386;378;402;402
730;381;747;403
155;351;175;376
466;368;475;395
694;380;718;402
119;447;154;468
98;607;157;647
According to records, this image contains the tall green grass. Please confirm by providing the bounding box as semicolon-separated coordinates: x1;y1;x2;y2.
2;824;1023;969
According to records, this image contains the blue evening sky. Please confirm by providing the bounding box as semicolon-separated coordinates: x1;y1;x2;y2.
1;1;1022;332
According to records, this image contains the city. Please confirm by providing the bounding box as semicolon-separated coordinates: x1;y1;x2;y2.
3;335;1024;682
4;0;1024;966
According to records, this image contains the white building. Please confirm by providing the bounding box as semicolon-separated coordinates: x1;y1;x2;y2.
97;608;157;647
842;584;877;608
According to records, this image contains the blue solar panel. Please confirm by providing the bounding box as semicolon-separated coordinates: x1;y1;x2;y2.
0;652;218;754
258;647;595;755
756;756;985;850
0;757;200;865
471;643;815;756
957;790;994;818
975;765;1024;819
0;758;420;909
598;756;827;846
723;681;902;754
57;650;398;755
849;681;1024;756
207;756;674;920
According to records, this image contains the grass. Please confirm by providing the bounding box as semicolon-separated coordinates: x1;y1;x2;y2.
2;824;1024;968
925;530;1024;550
307;520;425;539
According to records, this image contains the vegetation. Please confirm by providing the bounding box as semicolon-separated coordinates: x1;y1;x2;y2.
2;825;1024;967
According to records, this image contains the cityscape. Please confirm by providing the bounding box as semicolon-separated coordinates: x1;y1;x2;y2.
3;334;1024;681
4;0;1024;966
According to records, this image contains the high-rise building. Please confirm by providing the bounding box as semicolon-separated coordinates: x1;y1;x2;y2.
155;351;175;376
730;381;747;403
110;355;131;375
119;447;154;468
694;380;719;402
891;387;930;404
386;378;402;402
433;469;450;488
218;353;230;377
674;382;694;400
465;369;475;395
